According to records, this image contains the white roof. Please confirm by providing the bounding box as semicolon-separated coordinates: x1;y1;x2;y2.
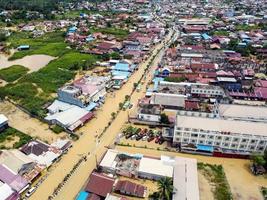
173;157;199;200
99;149;118;170
176;114;267;136
219;104;267;121
47;100;73;113
51;139;71;150
217;77;237;82
29;151;60;167
0;150;34;174
139;157;173;178
0;114;8;124
45;106;89;127
151;93;187;107
181;53;203;58
0;182;14;200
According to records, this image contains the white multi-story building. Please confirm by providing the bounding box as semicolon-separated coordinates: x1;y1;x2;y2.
171;113;267;154
191;85;225;97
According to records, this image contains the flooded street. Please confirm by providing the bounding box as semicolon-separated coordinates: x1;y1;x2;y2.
29;31;173;200
0;53;56;72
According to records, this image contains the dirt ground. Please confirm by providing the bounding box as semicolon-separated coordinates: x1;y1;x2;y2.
0;101;64;143
116;146;267;200
0;53;56;72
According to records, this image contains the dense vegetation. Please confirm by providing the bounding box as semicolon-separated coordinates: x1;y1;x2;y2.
0;127;32;149
198;163;232;200
164;77;187;83
0;65;29;82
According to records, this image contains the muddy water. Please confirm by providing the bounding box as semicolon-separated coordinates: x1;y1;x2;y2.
29;32;172;200
0;53;56;72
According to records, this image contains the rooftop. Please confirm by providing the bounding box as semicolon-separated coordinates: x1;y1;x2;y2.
176;114;267;136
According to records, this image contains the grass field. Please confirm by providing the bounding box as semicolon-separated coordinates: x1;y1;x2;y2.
0;127;32;149
8;31;69;60
91;27;129;39
0;65;29;82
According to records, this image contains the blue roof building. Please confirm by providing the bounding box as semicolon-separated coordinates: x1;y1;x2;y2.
113;63;131;72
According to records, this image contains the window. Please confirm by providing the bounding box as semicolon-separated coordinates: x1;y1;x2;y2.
207;141;212;145
184;128;190;131
233;138;239;142
217;136;222;140
192;133;198;137
231;144;236;148
209;135;214;139
216;142;221;146
225;137;230;141
242;139;247;143
240;145;245;149
201;134;206;138
250;140;256;144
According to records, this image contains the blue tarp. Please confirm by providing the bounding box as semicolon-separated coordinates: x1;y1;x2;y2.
76;191;89;200
153;77;164;91
197;144;214;152
68;26;77;33
202;33;211;40
85;102;97;111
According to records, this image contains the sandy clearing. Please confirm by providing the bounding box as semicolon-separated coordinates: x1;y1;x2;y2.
198;172;214;200
0;53;56;72
0;101;64;143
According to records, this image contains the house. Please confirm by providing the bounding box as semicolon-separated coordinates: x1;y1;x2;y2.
85;172;115;198
137;104;161;123
0;149;44;182
114;180;146;198
45;102;93;132
0;114;8;132
20;140;61;167
0;164;29;194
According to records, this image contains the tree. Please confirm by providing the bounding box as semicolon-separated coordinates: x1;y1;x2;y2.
111;112;116;120
251;153;266;166
160;113;170;124
110;52;120;60
157;177;173;200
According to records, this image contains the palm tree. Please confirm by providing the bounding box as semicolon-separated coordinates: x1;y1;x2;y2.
157;177;174;200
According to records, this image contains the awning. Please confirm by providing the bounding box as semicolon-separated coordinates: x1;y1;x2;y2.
197;144;214;152
85;102;97;111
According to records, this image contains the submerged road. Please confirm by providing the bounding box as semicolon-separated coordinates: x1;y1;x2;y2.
29;29;174;200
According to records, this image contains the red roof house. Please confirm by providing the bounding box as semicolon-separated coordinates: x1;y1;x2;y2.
114;180;146;198
85;172;115;198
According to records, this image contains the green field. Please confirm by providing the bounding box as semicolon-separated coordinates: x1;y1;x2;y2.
8;31;69;60
0;65;29;82
91;27;129;39
0;127;32;149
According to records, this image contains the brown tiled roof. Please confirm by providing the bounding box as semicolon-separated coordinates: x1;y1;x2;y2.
114;180;145;198
85;172;115;197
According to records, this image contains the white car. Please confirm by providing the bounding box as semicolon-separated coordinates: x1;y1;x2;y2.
25;187;37;197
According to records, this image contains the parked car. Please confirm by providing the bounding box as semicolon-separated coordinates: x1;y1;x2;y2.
147;135;155;142
25;187;37;197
